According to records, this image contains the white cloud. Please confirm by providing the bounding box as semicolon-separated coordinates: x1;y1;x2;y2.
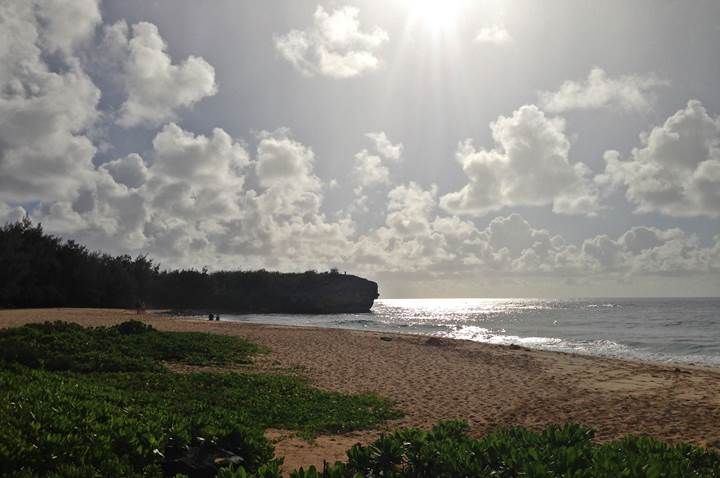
251;130;332;240
350;184;718;278
152;123;249;189
218;130;355;268
274;5;388;78
0;0;101;203
144;124;251;236
386;182;437;237
353;151;390;191
485;213;550;257
352;132;403;194
440;105;601;216
539;67;667;114
366;132;403;161
580;226;712;274
619;226;677;254
580;234;624;270
9;118;355;270
100;154;148;189
352;183;455;270
255;129;320;191
35;0;101;54
474;24;512;45
22;122;252;256
598;100;720;217
114;21;217;127
0;203;27;224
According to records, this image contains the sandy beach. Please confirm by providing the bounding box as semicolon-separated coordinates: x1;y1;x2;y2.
2;308;719;472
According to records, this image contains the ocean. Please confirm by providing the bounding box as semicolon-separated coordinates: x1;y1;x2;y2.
220;298;720;367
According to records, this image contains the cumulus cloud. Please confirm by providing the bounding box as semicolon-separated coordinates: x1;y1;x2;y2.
352;183;457;270
81;127;352;269
440;105;601;216
274;5;388;78
213;130;355;268
255;129;320;192
485;213;550;256
580;226;712;274
539;67;667;114
352;132;403;193
351;183;719;278
15;121;252;255
597;100;720;217
366;132;403;161
353;151;390;190
0;0;101;202
100;154;148;189
474;24;512;45
145;123;251;230
35;0;101;54
386;183;437;237
504;218;718;276
152;123;249;188
112;21;217;127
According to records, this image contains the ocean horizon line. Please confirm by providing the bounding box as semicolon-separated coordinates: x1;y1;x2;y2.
376;295;720;300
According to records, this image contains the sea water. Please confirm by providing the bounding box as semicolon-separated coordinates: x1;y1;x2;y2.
220;298;720;367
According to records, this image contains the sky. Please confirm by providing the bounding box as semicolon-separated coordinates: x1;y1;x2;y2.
1;0;720;298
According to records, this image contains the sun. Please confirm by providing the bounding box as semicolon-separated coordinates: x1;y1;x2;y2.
407;0;465;34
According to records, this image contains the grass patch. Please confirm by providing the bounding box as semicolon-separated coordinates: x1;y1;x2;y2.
0;321;400;477
0;320;262;372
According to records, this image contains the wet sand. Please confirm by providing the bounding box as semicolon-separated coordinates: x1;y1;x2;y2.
2;308;720;472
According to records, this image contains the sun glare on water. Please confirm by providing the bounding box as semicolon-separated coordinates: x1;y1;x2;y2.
406;0;465;34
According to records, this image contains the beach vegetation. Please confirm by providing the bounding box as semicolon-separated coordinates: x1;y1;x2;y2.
238;421;720;477
305;421;720;477
0;320;261;372
0;321;400;477
1;320;718;476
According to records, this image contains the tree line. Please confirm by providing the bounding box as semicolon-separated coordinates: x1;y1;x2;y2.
0;219;377;313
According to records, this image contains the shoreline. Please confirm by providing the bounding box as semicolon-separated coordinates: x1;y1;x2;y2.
2;308;719;471
184;311;720;371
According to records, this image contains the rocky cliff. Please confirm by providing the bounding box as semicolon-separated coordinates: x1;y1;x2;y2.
261;273;379;313
152;270;380;314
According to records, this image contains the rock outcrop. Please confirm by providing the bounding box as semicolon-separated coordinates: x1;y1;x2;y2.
190;272;380;314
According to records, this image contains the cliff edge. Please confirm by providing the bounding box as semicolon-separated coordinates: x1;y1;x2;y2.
153;270;379;314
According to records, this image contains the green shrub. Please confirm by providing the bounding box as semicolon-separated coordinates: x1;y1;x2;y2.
310;421;720;478
0;369;260;477
218;421;720;478
114;319;155;335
